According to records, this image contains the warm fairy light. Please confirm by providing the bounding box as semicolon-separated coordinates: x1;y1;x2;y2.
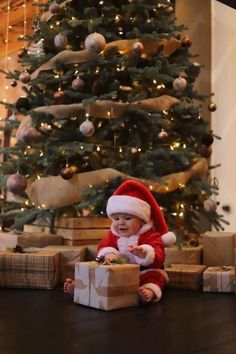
115;15;120;22
89;184;93;188
179;183;185;189
99;1;104;5
21;208;25;211
179;212;184;217
97;146;101;151
25;200;30;205
153;80;157;84
80;145;84;150
149;185;153;190
138;148;141;152
41;204;46;208
157;84;165;90
172;212;178;216
119;147;123;153
37;174;41;179
40;151;44;156
183;144;187;149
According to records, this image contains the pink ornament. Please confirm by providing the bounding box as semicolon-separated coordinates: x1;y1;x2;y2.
84;33;106;53
49;2;61;14
19;72;31;84
19;126;40;143
173;77;187;91
158;129;169;140
72;78;84;91
203;199;217;212
6;173;27;194
132;41;144;54
79;119;95;136
54;33;68;49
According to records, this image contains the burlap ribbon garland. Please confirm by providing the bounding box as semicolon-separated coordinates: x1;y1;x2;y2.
31;37;181;79
25;158;208;208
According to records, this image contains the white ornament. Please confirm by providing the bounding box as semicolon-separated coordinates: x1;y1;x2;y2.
173;77;187;91
79;119;95;136
54;33;68;49
84;33;106;53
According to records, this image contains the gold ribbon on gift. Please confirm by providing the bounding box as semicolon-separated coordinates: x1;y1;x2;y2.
25;158;208;208
31;37;181;79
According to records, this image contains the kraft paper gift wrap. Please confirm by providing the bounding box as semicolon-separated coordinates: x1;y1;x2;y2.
203;266;235;293
165;244;202;265
165;264;207;290
0;249;59;289
0;231;62;249
202;232;235;266
44;245;87;282
74;261;140;310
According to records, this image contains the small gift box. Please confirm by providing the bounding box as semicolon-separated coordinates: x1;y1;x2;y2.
74;261;139;310
44;245;87;282
0;231;62;249
203;266;235;293
165;264;207;290
165;243;202;265
202;231;235;266
0;249;59;289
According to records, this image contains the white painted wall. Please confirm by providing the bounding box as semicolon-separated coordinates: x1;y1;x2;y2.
211;0;236;230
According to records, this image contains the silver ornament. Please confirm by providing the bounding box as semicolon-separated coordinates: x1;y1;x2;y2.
19;72;31;84
132;41;144;54
84;33;106;53
203;199;217;212
54;33;68;49
49;2;61;14
72;78;84;91
79;119;95;136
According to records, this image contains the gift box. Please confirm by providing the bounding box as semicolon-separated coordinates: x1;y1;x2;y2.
203;266;235;293
165;264;207;290
202;231;235;266
0;231;62;249
24;217;110;246
74;261;139;310
85;244;98;261
44;245;87;282
0;249;59;289
165;244;202;265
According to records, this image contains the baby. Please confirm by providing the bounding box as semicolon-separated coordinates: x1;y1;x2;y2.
64;179;176;303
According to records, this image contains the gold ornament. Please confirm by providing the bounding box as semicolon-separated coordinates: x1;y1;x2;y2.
208;102;217;112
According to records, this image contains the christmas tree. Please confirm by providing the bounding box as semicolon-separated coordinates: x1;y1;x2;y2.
0;0;228;237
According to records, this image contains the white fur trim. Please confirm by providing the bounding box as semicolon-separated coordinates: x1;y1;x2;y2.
161;231;176;247
97;247;119;258
106;195;151;222
142;283;162;302
133;244;155;266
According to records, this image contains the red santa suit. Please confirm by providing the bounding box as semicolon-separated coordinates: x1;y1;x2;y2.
97;221;168;302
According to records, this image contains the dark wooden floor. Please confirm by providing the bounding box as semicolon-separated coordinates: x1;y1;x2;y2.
1;286;236;354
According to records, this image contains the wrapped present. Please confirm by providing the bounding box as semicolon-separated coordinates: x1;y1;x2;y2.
0;249;59;289
85;244;98;261
24;217;110;246
164;243;202;265
0;231;62;249
202;231;235;266
44;245;87;282
203;266;235;293
165;264;207;290
0;232;18;249
74;261;139;310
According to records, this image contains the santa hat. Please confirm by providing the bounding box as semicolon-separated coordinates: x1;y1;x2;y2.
106;179;176;246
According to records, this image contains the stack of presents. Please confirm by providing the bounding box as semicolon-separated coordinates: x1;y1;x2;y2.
0;218;235;310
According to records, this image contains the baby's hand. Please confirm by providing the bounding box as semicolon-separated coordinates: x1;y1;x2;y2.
128;245;147;258
104;253;119;262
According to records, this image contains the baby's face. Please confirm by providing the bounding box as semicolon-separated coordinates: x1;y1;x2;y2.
111;213;143;237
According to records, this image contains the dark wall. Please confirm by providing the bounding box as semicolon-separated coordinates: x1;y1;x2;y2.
216;0;236;9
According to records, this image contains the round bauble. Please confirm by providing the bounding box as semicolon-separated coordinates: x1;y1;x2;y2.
201;132;214;146
208;102;217;112
49;2;61;14
84;32;106;53
54;90;65;102
79;119;95;136
182;36;192;47
203;199;217;212
173;77;187;91
60;165;77;180
11;79;17;87
132;41;144;55
19;72;31;84
54;33;68;49
15;97;31;112
92;79;105;95
72;78;84;91
19;126;40;143
198;145;212;158
6;173;27;194
158;129;169;140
